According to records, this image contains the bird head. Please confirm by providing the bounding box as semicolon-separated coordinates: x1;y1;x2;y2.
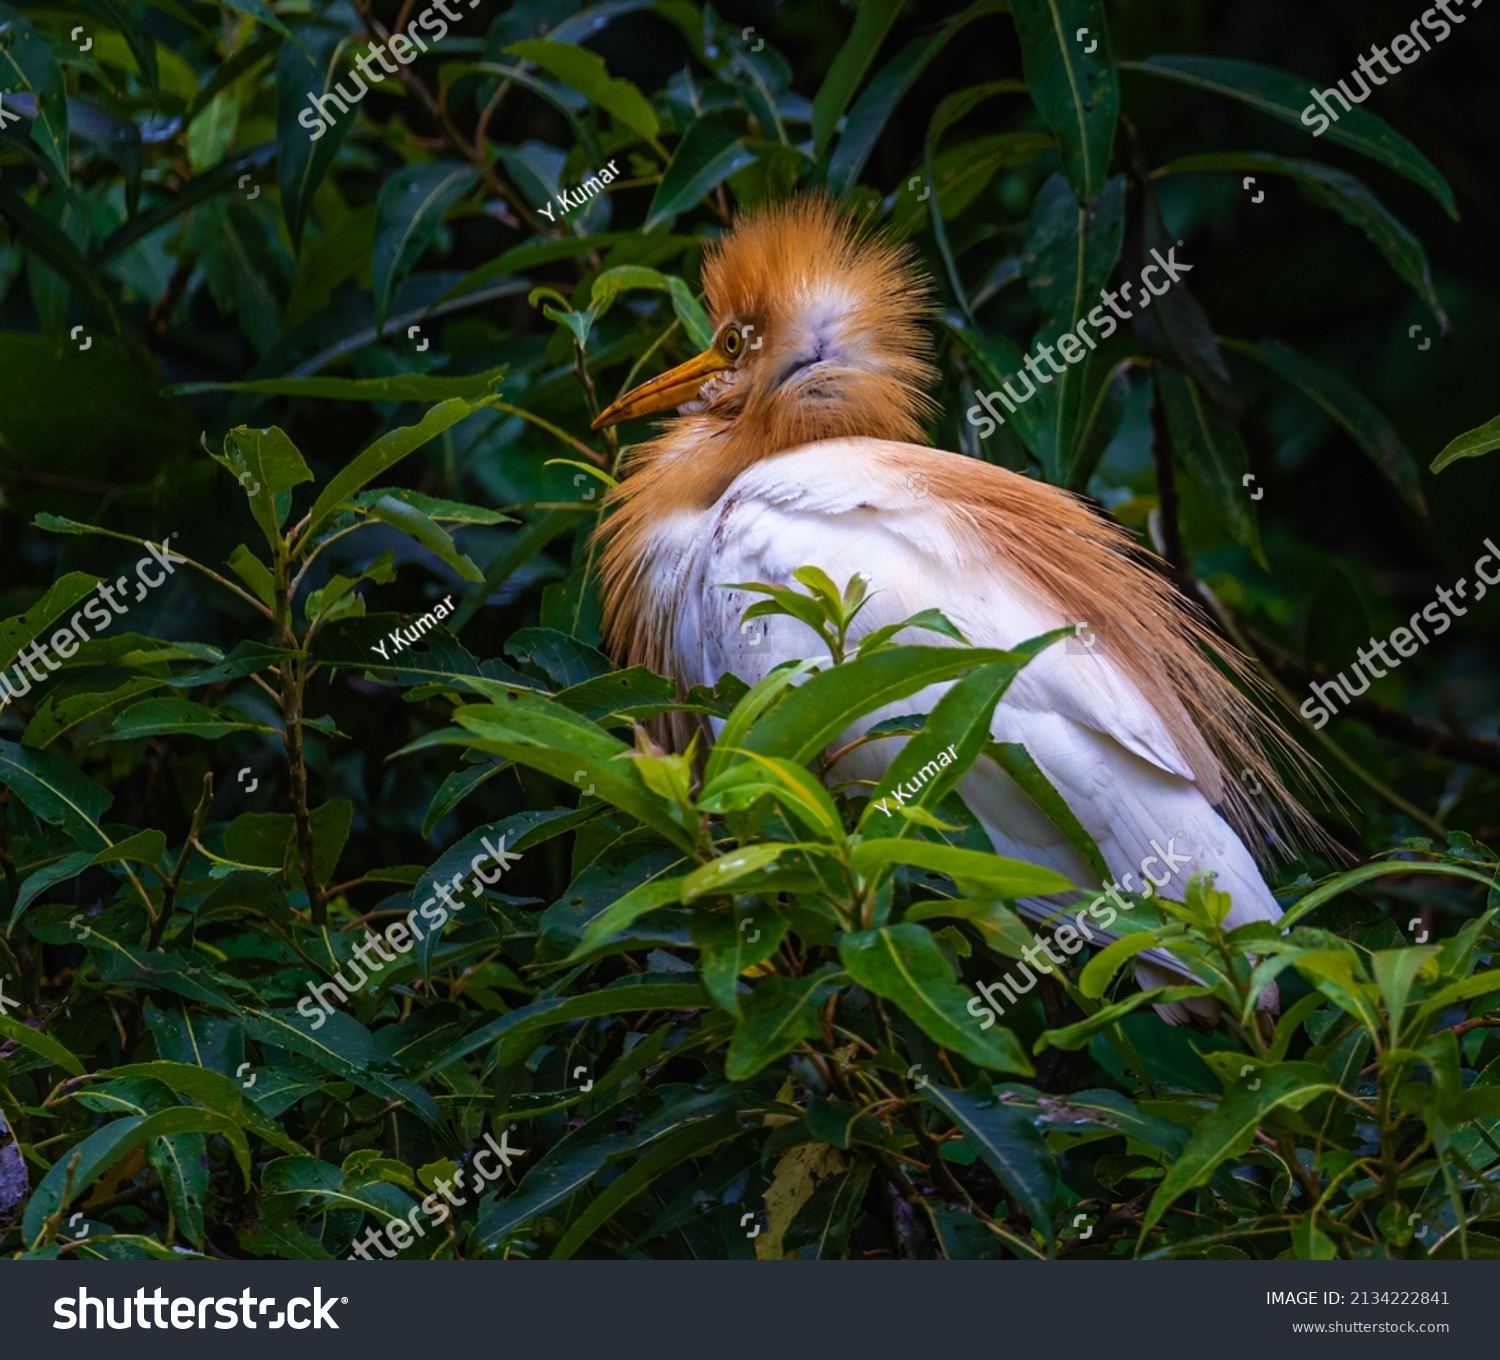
591;196;938;451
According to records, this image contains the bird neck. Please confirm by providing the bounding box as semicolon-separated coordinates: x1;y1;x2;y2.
594;420;764;670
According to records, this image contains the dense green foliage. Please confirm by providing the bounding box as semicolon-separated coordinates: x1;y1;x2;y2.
2;0;1500;1262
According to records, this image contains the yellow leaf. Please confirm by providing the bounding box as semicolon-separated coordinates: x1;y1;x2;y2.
756;1140;846;1260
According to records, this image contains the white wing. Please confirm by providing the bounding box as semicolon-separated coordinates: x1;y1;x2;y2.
650;438;1280;1013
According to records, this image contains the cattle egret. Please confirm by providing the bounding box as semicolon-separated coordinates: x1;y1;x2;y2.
591;197;1317;1022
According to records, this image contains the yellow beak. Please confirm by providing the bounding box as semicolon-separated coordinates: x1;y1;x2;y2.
591;346;735;430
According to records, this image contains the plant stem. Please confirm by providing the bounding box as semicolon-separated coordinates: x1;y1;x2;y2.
272;537;324;925
150;772;214;949
1148;374;1186;573
493;401;606;466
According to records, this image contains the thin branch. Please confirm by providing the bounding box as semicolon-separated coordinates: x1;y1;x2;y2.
494;401;606;467
1148;373;1186;573
1249;628;1500;776
151;772;214;949
1147;553;1448;838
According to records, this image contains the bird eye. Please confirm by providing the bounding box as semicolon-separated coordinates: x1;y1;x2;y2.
720;325;744;358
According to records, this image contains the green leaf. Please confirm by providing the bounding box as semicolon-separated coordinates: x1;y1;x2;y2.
181;22;273;121
103;1062;304;1155
1290;1213;1337;1261
505;40;659;142
307;799;352;886
554;667;682;724
1078;931;1161;999
1039;982;1217;1051
1133;195;1237;407
840;924;1034;1074
303;398;491;540
373;164;479;331
904;130;1051;237
88;828;167;869
316;615;485;689
241;1008;442;1128
1142;1063;1338;1234
1221;338;1426;514
691;906;790;1014
0;4;70;183
0;1011;85;1076
107;697;272;742
783;1159;875;1258
812;0;904;160
857;649;1055;839
366;495;484;584
591;264;675;317
438;694;697;851
704;659;821;786
1431;414;1500;474
549;1112;743;1259
1022;172;1127;482
0;738;112;851
1369;946;1440;1037
742;644;1033;768
1279;860;1497;929
237;1221;334;1261
586;265;714;350
82;0;161;93
1157;364;1265;567
986;742;1110;881
645;113;756;232
22;1108;253;1245
474;1121;634;1251
905;897;1036;957
220;0;290;36
681;843;829;901
441;230;693;305
993;1084;1189;1157
852;840;1074;897
7;851;95;928
275;23;354;249
262;1156;416;1223
226;545;276;608
1010;0;1118;201
666;277;716;350
857;607;969;656
827;0;1007;193
925;1083;1058;1236
726;972;844;1080
1162;155;1449;334
186;87;239;177
148;1130;208;1247
171;368;507;403
506;628;613;689
160;641;297;689
1121;55;1457;219
1409;969;1500;1034
421;761;507;837
418;981;711;1078
924;82;1032;163
0;191;118;330
0;572;102;675
349;488;510;528
711;752;845;840
222;424;315;543
567;874;690;961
